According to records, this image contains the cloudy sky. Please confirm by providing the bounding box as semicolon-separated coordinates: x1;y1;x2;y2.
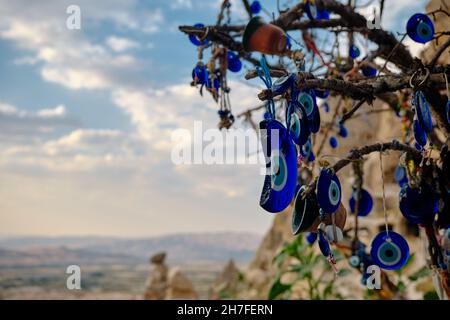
0;0;428;237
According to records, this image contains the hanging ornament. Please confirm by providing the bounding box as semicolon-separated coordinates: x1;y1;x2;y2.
413;91;433;133
349;44;360;59
325;224;343;243
329;136;338;149
413;118;427;147
362;65;377;77
192;62;209;85
370;231;410;270
272;73;297;96
406;13;435;44
306;232;318;245
399;184;439;225
349;188;373;217
291;186;320;234
298;90;320;133
394;165;408;187
338;123;348;138
250;1;262;14
189;23;210;46
304;0;319;20
317;9;330;20
300;136;313;159
227;51;242;73
286;101;310;146
316;169;342;214
322;102;330;113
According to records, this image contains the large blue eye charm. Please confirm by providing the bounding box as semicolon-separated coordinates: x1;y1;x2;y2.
192;64;208;85
227;51;242;73
370;231;409;270
189;23;210;46
259;120;298;213
292;186;320;235
316;169;342;214
394;165;408;187
413;119;427;147
349;45;360;59
298;91;315;117
413;91;433;133
406;13;435;44
304;0;319;20
286;101;310;146
272;73;296;96
349;188;373;217
250;1;262;14
399;184;439;225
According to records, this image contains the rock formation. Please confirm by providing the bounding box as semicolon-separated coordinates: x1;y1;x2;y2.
209;259;241;299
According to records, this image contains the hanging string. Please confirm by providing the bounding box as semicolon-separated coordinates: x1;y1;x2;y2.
256;57;276;118
379;144;390;239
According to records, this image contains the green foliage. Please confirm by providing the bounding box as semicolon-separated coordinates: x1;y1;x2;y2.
268;235;349;300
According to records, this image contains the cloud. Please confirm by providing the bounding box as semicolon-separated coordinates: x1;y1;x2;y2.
106;36;141;52
171;0;193;10
0;103;78;143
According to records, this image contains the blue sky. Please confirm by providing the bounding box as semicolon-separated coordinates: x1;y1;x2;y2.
0;0;429;237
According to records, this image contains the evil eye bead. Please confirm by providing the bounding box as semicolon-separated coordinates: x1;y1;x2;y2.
370;231;409;270
399;184;439;225
413;119;427;147
316;169;342;214
338;124;348;138
349;255;361;268
250;0;262;14
192;64;209;85
189;23;210;46
227;51;242;73
362;65;377;77
318;230;331;256
317;9;330;20
329;136;338;149
394;165;408;187
304;0;319;20
349;188;373;217
349;45;360;59
272;73;296;96
259;120;298;213
292;186;320;235
306;232;318;245
322;102;330;113
406;13;435;44
413;91;433;133
300;137;312;158
298;91;316;117
286;102;310;146
308;150;315;162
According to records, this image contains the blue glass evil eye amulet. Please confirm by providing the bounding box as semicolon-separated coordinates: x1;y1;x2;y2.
189;23;210;46
413;91;433;133
227;51;242;73
192;64;208;85
329;136;338;149
394;165;408;187
292;186;320;235
316;169;342;214
304;0;319;20
286;101;310;147
413;119;427;147
250;1;262;14
407;13;435;44
272;73;296;96
399;184;439;225
349;188;373;217
298;90;320;133
259;120;298;213
370;231;409;270
349;44;360;59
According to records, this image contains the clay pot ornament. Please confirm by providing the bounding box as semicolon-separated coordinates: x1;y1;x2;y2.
250;1;262;14
394;165;408;187
316;168;342;214
259;119;298;213
370;231;410;270
189;23;210;46
413;91;433;133
286;101;310;146
349;188;373;217
297;89;321;133
227;51;242;73
349;44;360;59
399;184;439;225
406;13;435;44
291;186;320;235
243;16;288;55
